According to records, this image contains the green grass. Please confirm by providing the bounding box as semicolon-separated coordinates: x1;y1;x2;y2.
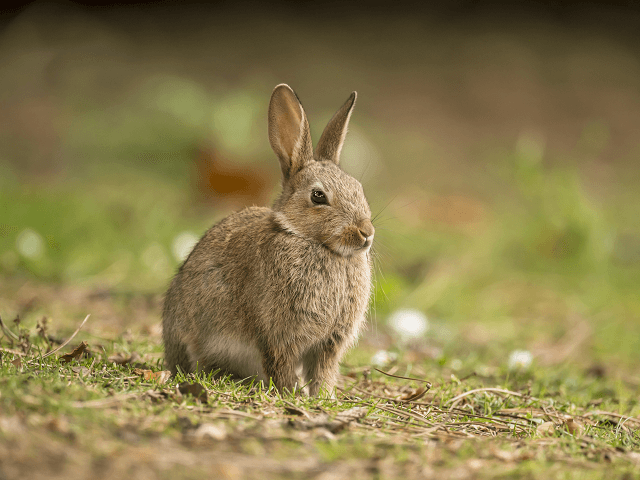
1;315;639;479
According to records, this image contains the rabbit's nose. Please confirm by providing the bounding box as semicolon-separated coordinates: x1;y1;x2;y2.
357;219;375;247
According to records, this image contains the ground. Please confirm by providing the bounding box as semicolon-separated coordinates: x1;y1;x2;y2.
1;279;639;479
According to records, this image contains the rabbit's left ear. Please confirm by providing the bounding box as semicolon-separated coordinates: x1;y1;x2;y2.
315;92;356;165
268;84;314;180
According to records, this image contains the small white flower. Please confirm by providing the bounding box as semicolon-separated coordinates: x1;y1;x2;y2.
388;309;429;340
16;228;44;259
508;350;533;370
371;350;398;367
171;231;199;262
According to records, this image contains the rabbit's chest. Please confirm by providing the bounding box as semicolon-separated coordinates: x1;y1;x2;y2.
271;253;370;335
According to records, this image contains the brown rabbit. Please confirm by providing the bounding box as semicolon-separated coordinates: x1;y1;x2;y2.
163;84;374;396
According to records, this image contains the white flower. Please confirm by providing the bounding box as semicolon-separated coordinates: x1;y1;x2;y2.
171;231;199;262
371;350;398;367
388;309;429;340
508;350;533;370
16;228;44;259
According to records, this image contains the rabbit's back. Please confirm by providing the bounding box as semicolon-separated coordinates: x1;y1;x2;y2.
163;206;271;377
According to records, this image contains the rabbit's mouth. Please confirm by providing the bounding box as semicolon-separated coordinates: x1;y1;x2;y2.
361;237;374;251
331;238;374;257
325;224;374;257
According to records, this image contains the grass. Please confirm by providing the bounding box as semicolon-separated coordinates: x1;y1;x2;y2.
1;309;639;479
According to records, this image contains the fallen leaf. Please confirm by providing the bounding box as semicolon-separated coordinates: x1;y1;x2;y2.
192;422;227;441
178;382;208;402
59;341;88;364
283;401;309;417
536;421;556;436
149;370;171;384
71;366;91;377
399;385;429;402
565;416;584;436
133;369;171;384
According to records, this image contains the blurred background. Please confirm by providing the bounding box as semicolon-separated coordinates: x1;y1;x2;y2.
1;1;639;372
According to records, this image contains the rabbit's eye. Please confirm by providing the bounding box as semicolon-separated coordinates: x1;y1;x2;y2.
311;189;328;205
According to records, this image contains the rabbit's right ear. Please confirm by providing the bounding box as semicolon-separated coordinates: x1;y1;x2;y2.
268;84;313;180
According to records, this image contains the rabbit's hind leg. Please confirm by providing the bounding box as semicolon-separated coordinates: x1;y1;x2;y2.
164;338;193;377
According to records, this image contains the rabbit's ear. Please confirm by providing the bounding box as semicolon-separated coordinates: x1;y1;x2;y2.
268;84;313;180
315;92;356;165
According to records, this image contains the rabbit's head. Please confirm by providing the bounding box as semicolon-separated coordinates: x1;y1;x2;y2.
268;84;374;257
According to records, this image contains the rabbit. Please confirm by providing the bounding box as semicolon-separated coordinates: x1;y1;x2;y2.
162;84;374;396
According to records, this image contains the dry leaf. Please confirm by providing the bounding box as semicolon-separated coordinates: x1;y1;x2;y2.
71;366;91;377
399;386;428;402
536;421;556;436
178;382;208;402
11;357;22;369
59;341;88;364
193;423;227;441
283;402;309;417
148;370;171;384
132;369;171;384
565;417;584;436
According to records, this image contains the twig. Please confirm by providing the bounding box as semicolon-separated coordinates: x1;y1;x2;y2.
42;314;90;359
0;347;25;356
583;410;640;426
447;387;527;410
342;383;431;406
373;367;432;388
372;403;436;427
0;314;19;341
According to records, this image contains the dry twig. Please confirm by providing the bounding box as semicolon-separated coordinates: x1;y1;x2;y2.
42;314;90;359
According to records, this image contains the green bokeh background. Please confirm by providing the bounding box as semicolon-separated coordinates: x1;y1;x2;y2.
1;3;639;370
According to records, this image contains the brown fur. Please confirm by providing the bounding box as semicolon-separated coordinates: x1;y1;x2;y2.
163;84;374;396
